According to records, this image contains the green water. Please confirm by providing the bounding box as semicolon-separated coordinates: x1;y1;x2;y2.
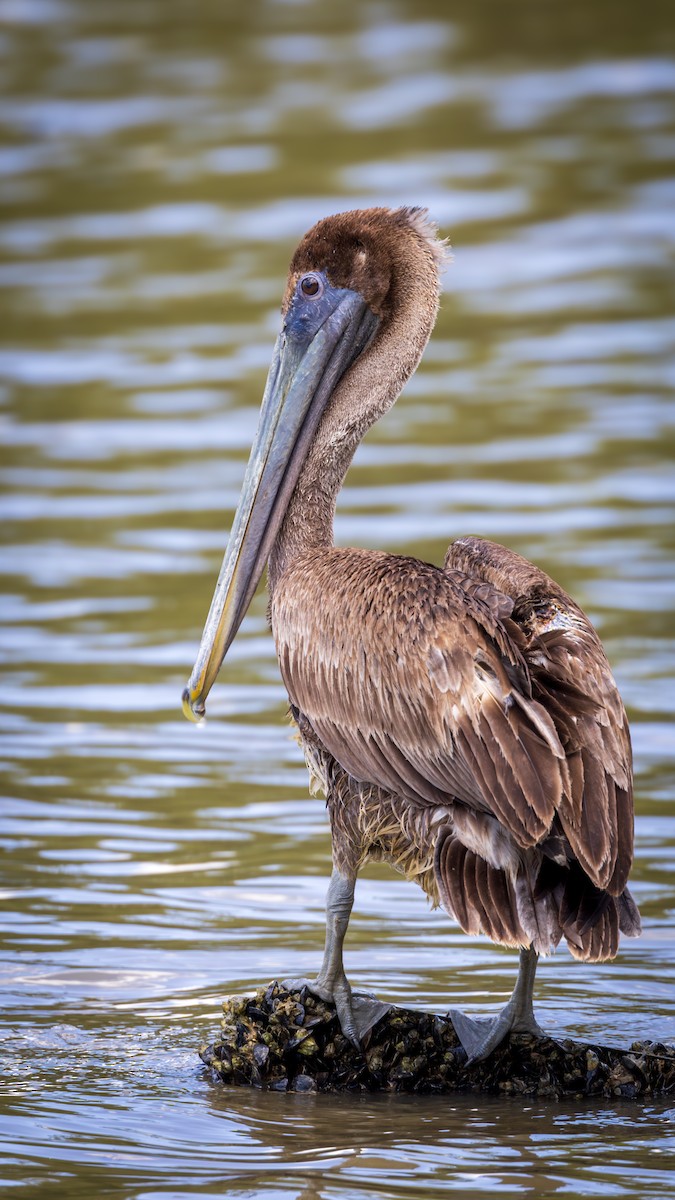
1;1;674;1197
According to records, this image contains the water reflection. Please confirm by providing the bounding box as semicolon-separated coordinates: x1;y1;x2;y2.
1;0;674;1196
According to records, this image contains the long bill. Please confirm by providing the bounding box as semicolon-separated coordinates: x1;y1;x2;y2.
182;287;378;721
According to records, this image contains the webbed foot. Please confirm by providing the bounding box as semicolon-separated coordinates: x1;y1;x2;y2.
450;1004;546;1063
450;945;548;1063
282;976;391;1049
282;869;390;1050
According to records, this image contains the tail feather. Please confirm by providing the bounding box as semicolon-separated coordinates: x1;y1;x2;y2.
618;887;642;938
435;831;524;948
434;827;639;962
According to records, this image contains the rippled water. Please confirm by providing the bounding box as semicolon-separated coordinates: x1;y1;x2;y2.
1;2;675;1197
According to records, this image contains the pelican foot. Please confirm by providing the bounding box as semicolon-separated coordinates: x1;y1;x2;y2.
282;977;391;1050
449;1005;546;1064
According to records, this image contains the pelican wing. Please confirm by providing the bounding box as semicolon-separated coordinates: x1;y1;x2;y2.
273;547;572;854
446;537;633;894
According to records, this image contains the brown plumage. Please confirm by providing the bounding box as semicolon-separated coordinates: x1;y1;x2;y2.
273;539;638;963
184;206;640;1056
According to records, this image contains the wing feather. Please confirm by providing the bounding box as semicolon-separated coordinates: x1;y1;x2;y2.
273;540;633;899
446;537;634;894
273;546;570;854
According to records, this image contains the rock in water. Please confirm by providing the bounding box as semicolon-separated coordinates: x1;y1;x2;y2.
199;982;675;1100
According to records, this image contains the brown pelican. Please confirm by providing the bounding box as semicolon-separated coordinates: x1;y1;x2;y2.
183;207;640;1061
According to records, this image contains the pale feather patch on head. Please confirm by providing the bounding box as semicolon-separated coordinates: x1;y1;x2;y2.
395;206;451;272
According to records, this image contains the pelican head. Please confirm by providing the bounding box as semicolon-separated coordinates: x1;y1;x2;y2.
182;207;446;721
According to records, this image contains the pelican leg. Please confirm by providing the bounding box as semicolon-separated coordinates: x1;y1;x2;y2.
450;946;546;1063
284;867;390;1049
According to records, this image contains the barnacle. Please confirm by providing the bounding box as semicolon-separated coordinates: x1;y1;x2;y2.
199;981;675;1100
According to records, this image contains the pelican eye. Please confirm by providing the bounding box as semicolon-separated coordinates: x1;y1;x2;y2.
300;273;322;298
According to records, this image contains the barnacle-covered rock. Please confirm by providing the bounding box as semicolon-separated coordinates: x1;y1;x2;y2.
199;981;675;1101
